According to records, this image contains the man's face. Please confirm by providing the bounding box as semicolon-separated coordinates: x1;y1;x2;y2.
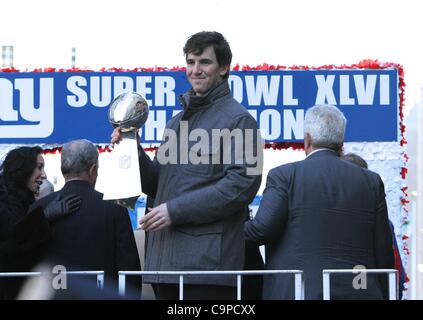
186;46;229;96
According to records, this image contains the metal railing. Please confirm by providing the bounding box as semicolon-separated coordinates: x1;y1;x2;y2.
2;269;398;300
322;269;398;300
0;271;105;289
118;270;304;300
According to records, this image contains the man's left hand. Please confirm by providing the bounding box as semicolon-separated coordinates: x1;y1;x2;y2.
139;203;172;231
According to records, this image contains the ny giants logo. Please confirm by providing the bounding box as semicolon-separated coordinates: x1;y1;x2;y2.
0;77;54;138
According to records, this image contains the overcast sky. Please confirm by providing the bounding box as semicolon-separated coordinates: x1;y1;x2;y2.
1;0;422;115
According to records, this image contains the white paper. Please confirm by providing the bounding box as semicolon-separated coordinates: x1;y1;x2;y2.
95;137;142;200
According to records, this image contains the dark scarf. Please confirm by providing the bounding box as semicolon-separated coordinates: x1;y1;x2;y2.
179;80;230;113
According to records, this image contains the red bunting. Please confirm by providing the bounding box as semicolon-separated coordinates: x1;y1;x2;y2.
97;145;112;153
42;145;113;154
401;198;410;205
401;167;408;179
41;147;61;154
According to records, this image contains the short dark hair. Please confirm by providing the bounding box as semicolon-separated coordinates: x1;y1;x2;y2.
341;153;368;169
1;146;43;189
183;31;232;79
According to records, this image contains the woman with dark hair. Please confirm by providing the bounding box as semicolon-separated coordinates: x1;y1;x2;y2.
1;146;46;226
0;146;81;299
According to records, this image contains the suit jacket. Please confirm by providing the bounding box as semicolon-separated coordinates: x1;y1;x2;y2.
34;180;141;296
245;150;395;300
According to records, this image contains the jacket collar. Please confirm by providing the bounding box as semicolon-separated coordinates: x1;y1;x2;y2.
305;148;338;160
63;180;103;198
179;80;230;111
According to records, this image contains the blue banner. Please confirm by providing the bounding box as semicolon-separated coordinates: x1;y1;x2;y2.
0;69;398;144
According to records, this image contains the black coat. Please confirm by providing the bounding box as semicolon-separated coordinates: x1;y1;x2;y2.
0;174;52;299
0;173;46;240
245;150;395;300
34;180;141;296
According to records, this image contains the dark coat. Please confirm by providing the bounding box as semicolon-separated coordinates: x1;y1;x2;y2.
34;180;141;295
138;80;262;286
242;239;264;299
245;150;395;300
0;173;45;239
0;176;51;300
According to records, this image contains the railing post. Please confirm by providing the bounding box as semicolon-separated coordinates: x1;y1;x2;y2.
118;273;126;297
323;272;330;300
97;273;104;289
237;274;242;300
389;271;397;300
323;269;397;300
179;275;184;300
294;272;304;300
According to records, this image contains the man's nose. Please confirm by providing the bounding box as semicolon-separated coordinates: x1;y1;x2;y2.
192;62;202;74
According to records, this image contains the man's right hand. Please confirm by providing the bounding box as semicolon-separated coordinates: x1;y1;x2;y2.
111;128;140;146
111;127;123;145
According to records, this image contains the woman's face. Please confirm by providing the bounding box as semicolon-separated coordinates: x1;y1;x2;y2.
26;154;47;195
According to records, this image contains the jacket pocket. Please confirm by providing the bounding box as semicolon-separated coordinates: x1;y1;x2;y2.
170;224;222;270
182;143;220;177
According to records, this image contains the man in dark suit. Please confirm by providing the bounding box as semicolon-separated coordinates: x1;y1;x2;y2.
34;139;141;298
245;105;395;300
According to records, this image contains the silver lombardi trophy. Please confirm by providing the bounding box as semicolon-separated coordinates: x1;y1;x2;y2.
109;91;149;133
107;91;149;209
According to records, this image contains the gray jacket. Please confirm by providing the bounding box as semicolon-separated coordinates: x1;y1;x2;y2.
139;80;262;286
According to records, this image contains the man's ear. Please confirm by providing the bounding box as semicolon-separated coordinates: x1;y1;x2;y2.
304;133;312;150
220;65;230;77
88;163;98;179
338;143;344;156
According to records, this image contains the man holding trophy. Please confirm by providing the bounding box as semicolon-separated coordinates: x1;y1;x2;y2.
111;31;262;300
